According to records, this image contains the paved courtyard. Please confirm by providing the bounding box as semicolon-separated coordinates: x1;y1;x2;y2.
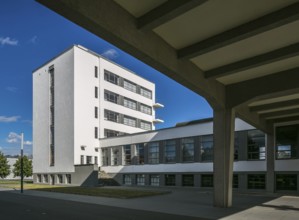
1;187;299;219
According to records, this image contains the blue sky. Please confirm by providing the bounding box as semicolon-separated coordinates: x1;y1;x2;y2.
0;0;212;156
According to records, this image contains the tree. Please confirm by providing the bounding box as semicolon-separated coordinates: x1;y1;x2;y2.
13;155;32;178
0;151;10;179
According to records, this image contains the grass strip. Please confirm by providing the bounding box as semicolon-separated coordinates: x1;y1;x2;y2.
36;187;169;199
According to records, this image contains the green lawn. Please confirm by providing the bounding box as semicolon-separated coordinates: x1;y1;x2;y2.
36;187;169;198
0;180;169;198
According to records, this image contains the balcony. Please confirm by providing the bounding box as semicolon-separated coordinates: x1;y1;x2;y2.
153;118;164;123
153;103;164;108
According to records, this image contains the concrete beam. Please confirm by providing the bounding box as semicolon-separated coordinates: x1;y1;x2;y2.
178;2;299;59
205;43;299;79
267;115;299;124
250;98;299;112
226;67;299;108
37;0;225;109
260;108;299;119
137;0;208;30
235;104;270;134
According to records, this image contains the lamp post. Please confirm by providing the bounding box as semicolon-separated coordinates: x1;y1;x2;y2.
20;133;24;193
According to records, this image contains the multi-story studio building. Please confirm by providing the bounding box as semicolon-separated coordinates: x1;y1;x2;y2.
33;45;163;185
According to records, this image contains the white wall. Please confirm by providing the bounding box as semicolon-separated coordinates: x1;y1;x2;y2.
275;159;299;171
73;47;99;164
33;47;75;173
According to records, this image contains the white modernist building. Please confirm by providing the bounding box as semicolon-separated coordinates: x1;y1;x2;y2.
33;45;163;185
33;45;299;193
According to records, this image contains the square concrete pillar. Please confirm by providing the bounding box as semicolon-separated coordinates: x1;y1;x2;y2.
266;132;275;193
213;108;235;207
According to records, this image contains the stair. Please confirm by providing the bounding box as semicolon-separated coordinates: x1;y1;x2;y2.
98;171;120;186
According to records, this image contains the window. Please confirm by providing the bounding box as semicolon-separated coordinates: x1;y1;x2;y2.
150;175;160;186
234;131;241;160
247;130;265;160
140;121;151;130
124;80;137;93
165;174;176;186
66;174;71;184
57;174;63;184
95;86;98;98
233;174;238;188
140;87;152;99
37;174;41;183
95;156;98;165
247;174;266;189
148;142;159;164
276;174;297;191
182;174;194;186
182;138;194;162
104;90;119;104
112;148;119;165
86;156;92;164
140;104;152;115
136;143;144;165
123;174;132;185
95;66;98;78
201;135;213;161
50;144;55;166
124;98;137;110
136;174;145;186
201;174;213;187
80;155;84;164
276;125;298;159
102;149;109;166
124;116;136;127
95;127;98;139
104;129;127;138
165;140;176;163
124;145;131;165
104;109;120;123
104;70;119;85
95;106;98;118
43;174;48;183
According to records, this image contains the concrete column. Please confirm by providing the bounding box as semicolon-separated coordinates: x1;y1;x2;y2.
213;107;235;207
266;133;275;193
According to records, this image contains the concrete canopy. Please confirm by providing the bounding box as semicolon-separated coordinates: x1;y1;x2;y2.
36;0;299;133
36;0;299;207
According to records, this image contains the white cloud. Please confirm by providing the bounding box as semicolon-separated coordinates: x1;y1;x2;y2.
101;49;119;60
29;35;38;44
0;116;20;123
0;37;18;46
24;141;32;145
6;132;32;146
6;86;17;92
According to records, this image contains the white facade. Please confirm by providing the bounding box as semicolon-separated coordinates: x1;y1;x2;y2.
33;45;161;178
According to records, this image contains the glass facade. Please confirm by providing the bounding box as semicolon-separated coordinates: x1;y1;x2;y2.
164;140;176;163
182;138;194;162
201;174;213;187
276;125;298;159
165;174;176;186
276;174;297;191
201;135;213;161
247;174;266;189
182;174;194;186
148;142;159;164
247;130;265;160
136;144;145;165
